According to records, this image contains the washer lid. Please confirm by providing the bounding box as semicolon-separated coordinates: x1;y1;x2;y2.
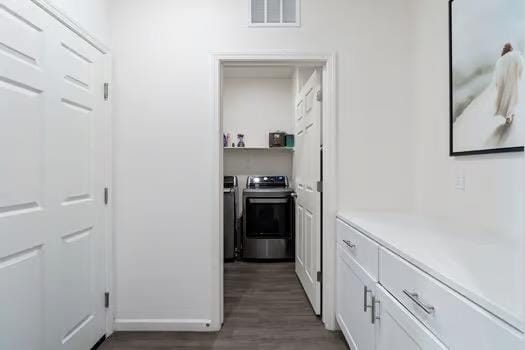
224;176;238;188
246;175;288;188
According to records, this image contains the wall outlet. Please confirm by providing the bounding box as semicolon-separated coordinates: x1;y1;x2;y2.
455;169;466;191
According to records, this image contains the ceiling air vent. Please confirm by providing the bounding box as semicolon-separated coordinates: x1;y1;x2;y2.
250;0;300;27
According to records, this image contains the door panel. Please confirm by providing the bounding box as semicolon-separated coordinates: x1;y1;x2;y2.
0;74;44;211
0;246;44;350
0;0;108;349
296;205;304;266
304;209;314;283
294;70;321;314
60;228;95;348
0;0;45;216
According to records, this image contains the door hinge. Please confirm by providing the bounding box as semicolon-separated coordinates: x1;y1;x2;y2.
104;82;110;101
316;181;323;193
104;292;110;308
317;271;322;282
104;187;109;205
316;90;322;102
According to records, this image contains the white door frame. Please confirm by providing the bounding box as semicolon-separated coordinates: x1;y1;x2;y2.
30;0;114;337
210;52;338;330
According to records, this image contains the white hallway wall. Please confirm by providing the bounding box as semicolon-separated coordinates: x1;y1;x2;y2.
411;0;524;240
45;0;110;45
109;0;415;329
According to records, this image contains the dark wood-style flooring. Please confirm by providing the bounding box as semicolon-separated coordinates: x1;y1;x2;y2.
100;262;348;349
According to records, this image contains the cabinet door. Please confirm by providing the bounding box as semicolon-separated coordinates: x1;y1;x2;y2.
375;286;446;350
336;243;375;350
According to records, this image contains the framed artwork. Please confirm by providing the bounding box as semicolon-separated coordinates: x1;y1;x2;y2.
450;0;525;156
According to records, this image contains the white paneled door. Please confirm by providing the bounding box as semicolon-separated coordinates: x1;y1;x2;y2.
294;70;321;315
0;0;109;349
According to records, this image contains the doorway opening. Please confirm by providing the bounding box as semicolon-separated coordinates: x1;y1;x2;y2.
211;53;337;331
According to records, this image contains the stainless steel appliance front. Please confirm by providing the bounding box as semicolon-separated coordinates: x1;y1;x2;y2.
242;176;295;260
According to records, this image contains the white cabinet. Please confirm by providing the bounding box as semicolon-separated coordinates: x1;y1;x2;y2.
336;243;375;350
336;241;443;350
335;217;525;350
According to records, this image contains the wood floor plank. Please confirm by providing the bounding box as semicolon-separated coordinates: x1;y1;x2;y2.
100;262;348;349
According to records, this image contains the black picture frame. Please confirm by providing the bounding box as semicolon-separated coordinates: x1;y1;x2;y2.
449;0;525;156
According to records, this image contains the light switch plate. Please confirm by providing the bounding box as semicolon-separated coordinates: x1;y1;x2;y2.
455;169;466;191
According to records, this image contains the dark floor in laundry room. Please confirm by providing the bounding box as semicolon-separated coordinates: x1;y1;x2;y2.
100;262;348;350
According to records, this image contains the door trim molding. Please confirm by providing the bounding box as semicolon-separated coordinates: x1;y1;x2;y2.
102;54;114;336
210;51;338;330
30;0;110;54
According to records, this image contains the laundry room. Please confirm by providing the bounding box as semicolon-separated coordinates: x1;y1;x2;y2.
222;64;317;259
219;60;328;321
220;61;326;320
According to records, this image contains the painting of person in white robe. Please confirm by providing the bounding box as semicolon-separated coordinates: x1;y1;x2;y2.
494;43;524;125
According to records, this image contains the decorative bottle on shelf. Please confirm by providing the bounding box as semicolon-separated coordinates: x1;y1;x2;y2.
237;134;245;148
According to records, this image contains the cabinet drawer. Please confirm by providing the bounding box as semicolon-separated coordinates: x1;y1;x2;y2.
376;285;446;350
379;248;523;349
336;218;379;279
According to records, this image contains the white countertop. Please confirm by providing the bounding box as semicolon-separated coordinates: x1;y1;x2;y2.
337;211;525;332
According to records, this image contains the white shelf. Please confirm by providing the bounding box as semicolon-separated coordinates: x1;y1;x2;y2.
224;147;294;151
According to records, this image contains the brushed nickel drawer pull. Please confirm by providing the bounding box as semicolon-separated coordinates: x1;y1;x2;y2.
363;286;372;312
371;296;380;324
343;240;356;249
403;290;435;314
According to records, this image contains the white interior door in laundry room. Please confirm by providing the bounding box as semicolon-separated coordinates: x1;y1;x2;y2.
294;70;322;315
0;0;109;349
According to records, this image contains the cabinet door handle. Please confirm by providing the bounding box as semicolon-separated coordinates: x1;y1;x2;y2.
343;240;356;249
403;290;435;314
363;286;372;312
371;296;380;324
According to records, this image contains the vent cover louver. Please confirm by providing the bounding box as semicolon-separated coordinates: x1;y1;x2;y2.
251;0;265;23
267;0;281;23
282;0;297;23
250;0;299;26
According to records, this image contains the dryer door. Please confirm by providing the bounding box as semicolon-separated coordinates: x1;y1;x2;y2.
245;197;293;239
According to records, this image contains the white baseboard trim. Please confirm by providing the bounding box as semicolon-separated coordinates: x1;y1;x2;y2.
114;318;216;332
